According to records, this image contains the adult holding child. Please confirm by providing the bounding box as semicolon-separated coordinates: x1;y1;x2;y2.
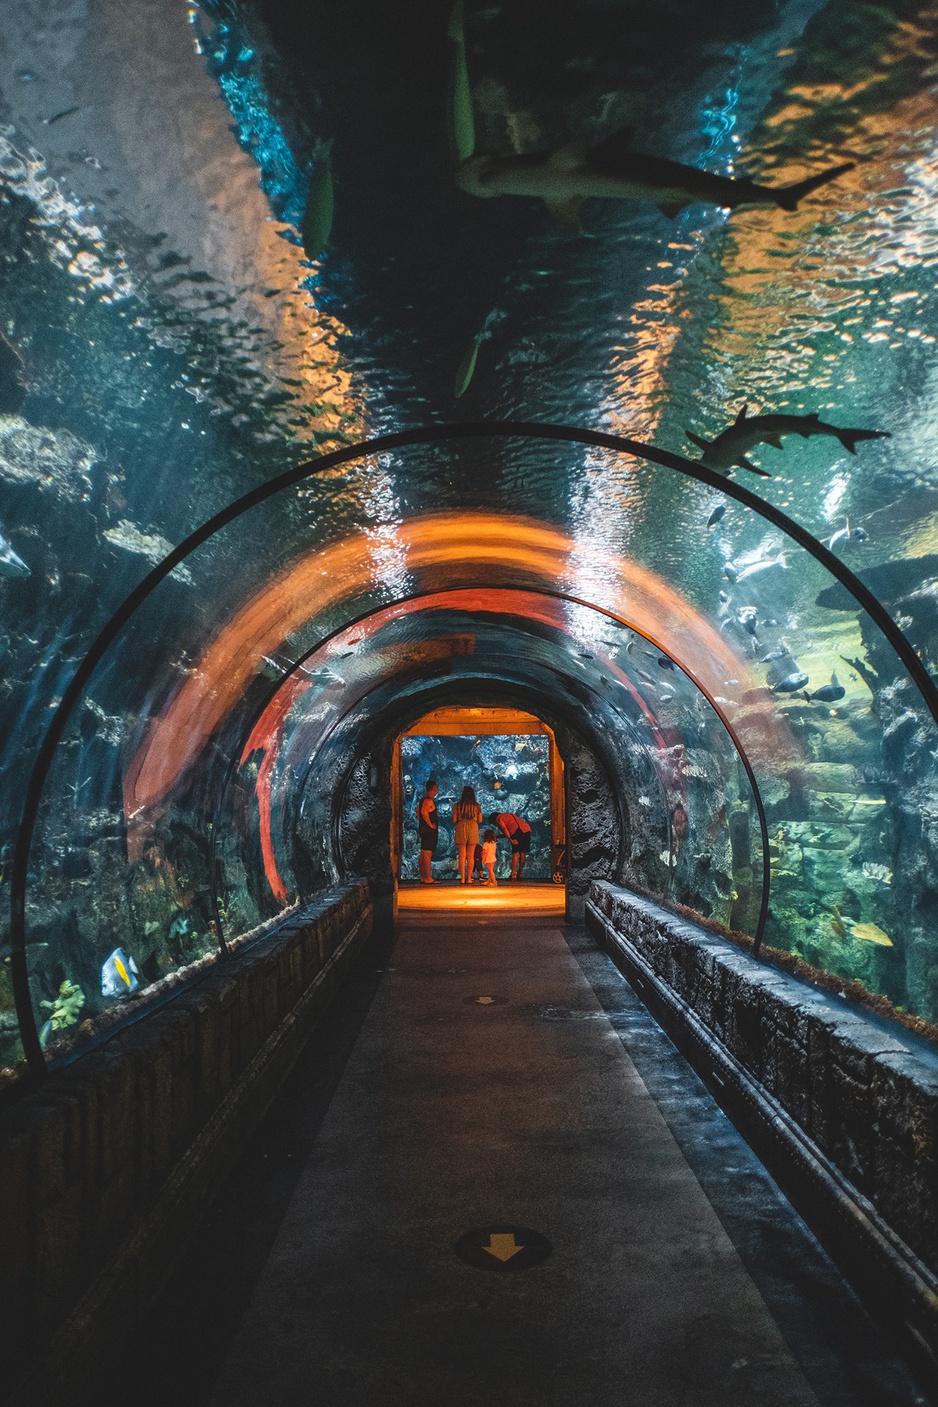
452;785;483;885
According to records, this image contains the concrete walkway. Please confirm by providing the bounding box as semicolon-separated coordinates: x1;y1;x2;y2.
210;916;822;1406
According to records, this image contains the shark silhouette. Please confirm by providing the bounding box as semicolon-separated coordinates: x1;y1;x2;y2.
457;127;853;226
686;404;890;476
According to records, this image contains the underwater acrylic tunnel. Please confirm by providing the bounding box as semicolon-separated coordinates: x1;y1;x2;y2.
8;422;938;1080
211;585;771;946
9;4;938;1399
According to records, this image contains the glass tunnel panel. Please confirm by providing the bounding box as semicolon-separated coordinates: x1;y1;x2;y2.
8;429;938;1075
209;599;762;943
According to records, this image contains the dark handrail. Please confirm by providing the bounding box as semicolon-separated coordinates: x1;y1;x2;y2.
11;421;935;1075
209;585;771;956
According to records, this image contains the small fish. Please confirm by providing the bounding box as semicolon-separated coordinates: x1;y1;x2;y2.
454;309;502;397
737;606;759;636
101;946;140;998
301;138;334;261
0;530;30;579
828;519;870;554
687;403;889;476
810;671;845;703
449;0;476;162
760;642;789;663
458;126;852;229
659;692;673;703
707;504;726;528
636;668;656;685
657;656;674;670
773;670;810;693
455;333;483;397
718;589;730;604
846;920;893;948
731;552;788;582
831;905;847;938
42;105;80;125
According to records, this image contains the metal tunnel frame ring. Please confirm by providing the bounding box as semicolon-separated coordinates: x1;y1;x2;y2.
10;421;938;1080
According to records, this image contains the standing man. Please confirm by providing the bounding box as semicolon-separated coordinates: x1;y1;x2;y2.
488;810;532;880
417;778;439;884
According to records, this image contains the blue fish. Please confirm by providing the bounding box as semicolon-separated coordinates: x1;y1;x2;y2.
101;946;140;998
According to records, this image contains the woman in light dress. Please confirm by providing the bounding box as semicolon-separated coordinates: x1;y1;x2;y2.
452;785;483;885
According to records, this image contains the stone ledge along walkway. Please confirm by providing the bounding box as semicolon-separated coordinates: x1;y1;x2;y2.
208;913;906;1406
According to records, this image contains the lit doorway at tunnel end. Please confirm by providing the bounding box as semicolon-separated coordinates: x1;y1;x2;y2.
395;706;565;902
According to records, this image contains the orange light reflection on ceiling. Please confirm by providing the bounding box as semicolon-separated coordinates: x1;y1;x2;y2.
237;670;311;907
246;586;671;782
124;513;759;819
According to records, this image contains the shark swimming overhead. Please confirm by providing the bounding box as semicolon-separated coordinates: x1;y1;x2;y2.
686;404;890;476
456;126;853;227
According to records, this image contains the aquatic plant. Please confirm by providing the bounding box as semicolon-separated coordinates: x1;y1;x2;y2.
38;979;85;1048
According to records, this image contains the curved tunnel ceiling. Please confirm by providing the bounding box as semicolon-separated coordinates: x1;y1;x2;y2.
3;1;938;1074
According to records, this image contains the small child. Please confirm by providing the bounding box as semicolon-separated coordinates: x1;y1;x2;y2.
481;828;498;886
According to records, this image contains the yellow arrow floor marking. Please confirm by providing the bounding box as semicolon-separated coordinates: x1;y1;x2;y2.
483;1232;525;1262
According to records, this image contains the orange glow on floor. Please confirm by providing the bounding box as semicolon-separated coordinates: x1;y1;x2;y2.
397;881;566;918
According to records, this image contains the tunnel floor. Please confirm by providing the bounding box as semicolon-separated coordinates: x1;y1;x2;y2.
396;879;567;919
133;912;927;1407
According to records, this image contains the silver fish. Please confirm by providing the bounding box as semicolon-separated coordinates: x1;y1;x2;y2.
773;670;810;694
731;552;788;582
828;518;870;554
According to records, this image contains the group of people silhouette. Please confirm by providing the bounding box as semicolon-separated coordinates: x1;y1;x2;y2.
416;779;532;885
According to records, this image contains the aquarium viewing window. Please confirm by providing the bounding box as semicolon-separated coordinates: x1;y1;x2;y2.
398;707;564;883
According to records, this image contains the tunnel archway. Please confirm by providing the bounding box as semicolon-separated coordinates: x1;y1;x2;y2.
9;422;938;1080
213;585;771;942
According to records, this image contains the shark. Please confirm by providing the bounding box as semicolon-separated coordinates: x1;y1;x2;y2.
686;403;890;476
456;126;854;226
